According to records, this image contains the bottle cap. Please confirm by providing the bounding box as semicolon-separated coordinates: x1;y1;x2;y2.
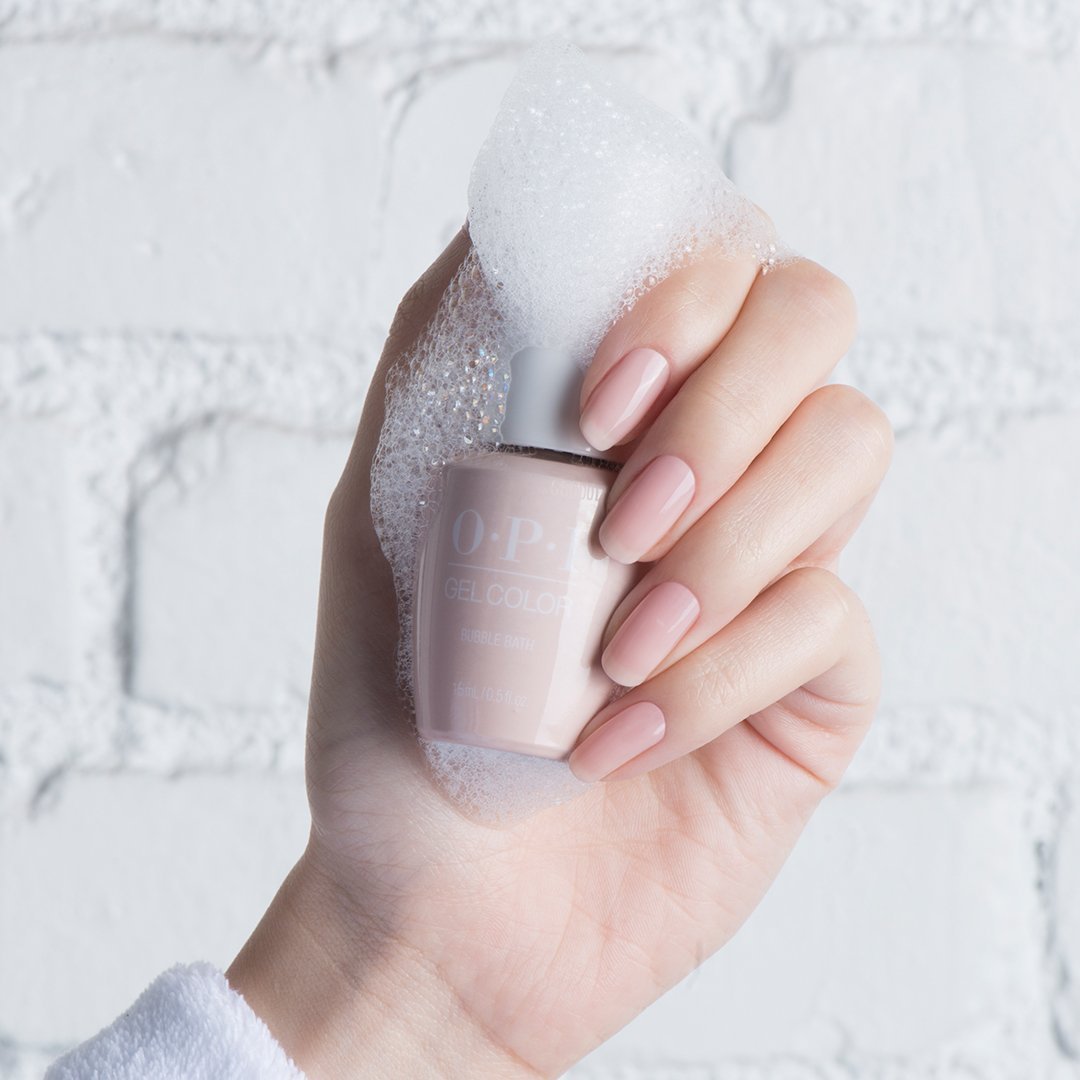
499;346;611;461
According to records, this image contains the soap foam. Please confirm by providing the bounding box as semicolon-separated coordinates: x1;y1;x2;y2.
370;37;792;823
467;39;784;359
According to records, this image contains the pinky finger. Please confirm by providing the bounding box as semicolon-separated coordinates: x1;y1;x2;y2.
568;566;879;785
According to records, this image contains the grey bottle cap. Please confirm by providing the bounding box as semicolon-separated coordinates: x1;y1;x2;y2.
499;346;610;461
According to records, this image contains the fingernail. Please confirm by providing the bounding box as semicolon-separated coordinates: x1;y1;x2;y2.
569;701;666;782
602;582;700;687
598;456;696;564
580;348;670;452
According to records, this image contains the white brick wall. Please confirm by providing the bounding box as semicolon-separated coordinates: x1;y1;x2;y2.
132;422;348;709
0;421;71;685
0;774;308;1049
0;40;379;337
2;4;1078;1077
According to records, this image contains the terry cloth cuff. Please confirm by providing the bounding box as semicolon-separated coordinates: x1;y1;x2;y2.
45;962;306;1080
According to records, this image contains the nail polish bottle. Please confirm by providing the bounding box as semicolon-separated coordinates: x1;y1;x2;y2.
413;346;637;759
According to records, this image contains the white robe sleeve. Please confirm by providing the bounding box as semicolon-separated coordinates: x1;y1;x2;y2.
44;962;306;1080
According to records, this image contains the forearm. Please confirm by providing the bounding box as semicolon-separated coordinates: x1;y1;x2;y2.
226;852;541;1080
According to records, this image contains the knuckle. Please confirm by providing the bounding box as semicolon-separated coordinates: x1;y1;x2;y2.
712;502;771;575
696;365;764;437
777;566;856;640
323;476;356;552
783;261;858;344
728;508;770;567
323;481;346;545
693;650;752;712
668;273;719;328
811;384;894;473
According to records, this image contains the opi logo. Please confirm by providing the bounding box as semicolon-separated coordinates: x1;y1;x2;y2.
451;509;579;571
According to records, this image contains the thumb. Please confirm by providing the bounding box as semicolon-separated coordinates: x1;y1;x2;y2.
309;224;473;746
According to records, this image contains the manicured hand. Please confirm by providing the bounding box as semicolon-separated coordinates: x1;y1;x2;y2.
227;221;892;1079
569;229;889;783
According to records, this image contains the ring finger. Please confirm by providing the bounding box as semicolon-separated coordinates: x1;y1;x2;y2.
568;565;879;784
598;383;893;689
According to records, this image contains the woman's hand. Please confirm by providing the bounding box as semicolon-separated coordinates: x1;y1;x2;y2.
227;222;892;1078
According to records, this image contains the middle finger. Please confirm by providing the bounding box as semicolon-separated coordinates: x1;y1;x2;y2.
595;258;858;566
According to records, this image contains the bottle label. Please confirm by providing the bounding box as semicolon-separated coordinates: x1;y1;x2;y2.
413;456;637;758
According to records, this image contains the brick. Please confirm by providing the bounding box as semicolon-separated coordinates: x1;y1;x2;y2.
371;57;516;332
0;1048;58;1080
131;422;350;709
0;772;309;1048
838;332;1080;441
841;413;1080;715
0;1;1070;53
0;420;70;684
577;787;1047;1071
1056;785;1080;1058
0;40;379;338
730;46;1080;337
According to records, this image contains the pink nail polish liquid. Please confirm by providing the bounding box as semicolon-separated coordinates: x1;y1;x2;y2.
413;347;638;758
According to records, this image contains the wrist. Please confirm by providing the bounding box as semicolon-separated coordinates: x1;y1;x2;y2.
226;850;540;1080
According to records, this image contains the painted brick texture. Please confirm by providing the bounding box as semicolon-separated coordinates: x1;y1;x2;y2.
1;4;1078;1077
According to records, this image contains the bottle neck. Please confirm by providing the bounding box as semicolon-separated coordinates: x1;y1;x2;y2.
499;346;615;465
497;443;619;470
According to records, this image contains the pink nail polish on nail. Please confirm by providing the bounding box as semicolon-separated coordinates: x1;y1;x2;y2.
580;347;670;452
568;701;667;782
602;581;700;687
598;455;696;564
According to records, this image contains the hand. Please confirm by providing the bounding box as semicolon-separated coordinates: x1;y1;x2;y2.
227;222;892;1078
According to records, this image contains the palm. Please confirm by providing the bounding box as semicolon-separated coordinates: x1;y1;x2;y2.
306;599;825;1076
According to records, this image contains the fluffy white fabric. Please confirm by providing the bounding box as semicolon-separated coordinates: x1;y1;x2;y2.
45;962;305;1080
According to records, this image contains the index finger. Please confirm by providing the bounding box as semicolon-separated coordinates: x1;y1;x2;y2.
579;243;761;453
